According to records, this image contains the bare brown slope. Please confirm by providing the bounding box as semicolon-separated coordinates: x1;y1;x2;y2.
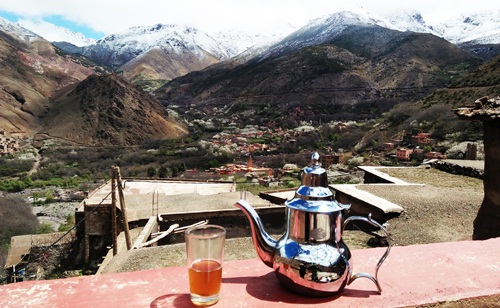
120;47;219;83
0;31;96;133
39;74;187;146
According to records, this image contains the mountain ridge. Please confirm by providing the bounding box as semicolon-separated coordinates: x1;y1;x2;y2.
0;20;99;134
156;20;482;129
14;9;498;88
0;20;187;146
17;8;500;50
0;10;497;148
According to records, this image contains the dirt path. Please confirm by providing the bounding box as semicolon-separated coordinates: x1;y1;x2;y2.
27;149;41;176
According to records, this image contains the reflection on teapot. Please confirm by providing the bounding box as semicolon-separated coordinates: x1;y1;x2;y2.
234;152;391;297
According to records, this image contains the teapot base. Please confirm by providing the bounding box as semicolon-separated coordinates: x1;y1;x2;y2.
275;268;349;297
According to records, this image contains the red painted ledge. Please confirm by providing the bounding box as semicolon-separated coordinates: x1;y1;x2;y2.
1;238;500;307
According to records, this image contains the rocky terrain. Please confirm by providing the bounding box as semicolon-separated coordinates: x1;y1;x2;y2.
361;165;483;245
31;202;78;231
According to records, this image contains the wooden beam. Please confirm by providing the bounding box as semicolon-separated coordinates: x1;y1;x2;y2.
111;175;117;255
113;166;132;250
132;216;158;249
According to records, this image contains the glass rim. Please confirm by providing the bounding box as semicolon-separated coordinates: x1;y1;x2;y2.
185;224;226;238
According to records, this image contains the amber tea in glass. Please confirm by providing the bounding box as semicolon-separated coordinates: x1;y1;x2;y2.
185;225;225;306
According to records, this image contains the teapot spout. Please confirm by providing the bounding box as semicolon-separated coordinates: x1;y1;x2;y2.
234;199;277;268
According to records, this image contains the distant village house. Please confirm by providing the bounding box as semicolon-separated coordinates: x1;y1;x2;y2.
396;147;446;161
396;148;413;161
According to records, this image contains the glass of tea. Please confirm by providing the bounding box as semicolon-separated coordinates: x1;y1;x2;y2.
185;224;226;306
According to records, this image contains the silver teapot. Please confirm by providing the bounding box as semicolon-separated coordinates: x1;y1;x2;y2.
234;152;390;297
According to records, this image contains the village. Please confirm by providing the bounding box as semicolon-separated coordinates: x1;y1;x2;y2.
201;124;451;176
0;131;21;156
0;124;456;187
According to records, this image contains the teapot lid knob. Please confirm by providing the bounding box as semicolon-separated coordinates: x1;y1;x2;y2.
301;152;328;188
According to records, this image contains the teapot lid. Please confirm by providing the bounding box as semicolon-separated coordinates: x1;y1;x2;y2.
285;152;351;213
295;185;333;199
285;198;350;213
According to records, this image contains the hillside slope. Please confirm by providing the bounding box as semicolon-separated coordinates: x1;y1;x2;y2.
0;29;97;133
157;25;482;128
39;74;188;146
354;54;500;152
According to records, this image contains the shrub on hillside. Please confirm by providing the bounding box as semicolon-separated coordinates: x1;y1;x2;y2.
0;158;34;177
0;195;39;272
0;195;39;245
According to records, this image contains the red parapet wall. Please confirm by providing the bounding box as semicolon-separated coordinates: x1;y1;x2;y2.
1;238;500;307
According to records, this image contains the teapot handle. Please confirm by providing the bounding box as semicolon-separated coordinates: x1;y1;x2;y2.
342;213;391;294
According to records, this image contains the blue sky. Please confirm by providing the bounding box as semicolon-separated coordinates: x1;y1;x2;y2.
0;0;498;41
41;15;105;39
0;11;105;39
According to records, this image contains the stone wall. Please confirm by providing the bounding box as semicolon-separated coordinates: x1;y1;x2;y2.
431;161;484;179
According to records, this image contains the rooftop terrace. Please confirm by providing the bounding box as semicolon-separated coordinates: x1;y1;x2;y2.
1;237;499;307
1;160;498;306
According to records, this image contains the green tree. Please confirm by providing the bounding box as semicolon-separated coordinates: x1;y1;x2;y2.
0;195;39;245
147;167;156;178
158;166;168;178
37;222;54;234
171;166;179;177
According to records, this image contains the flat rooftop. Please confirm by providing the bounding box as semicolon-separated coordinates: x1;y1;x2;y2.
80;179;274;221
4;232;74;269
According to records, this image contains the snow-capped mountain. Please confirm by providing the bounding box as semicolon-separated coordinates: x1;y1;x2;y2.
94;24;231;60
302;11;378;40
79;23;271;69
301;9;500;45
3;8;498;84
7;8;500;53
357;8;500;45
17;19;96;47
378;9;440;36
294;9;500;48
0;16;42;44
11;8;500;61
258;10;426;59
433;10;500;44
209;27;294;58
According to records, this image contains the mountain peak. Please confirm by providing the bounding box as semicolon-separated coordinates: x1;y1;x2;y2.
0;16;41;44
434;9;500;44
16;18;95;47
91;23;236;63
